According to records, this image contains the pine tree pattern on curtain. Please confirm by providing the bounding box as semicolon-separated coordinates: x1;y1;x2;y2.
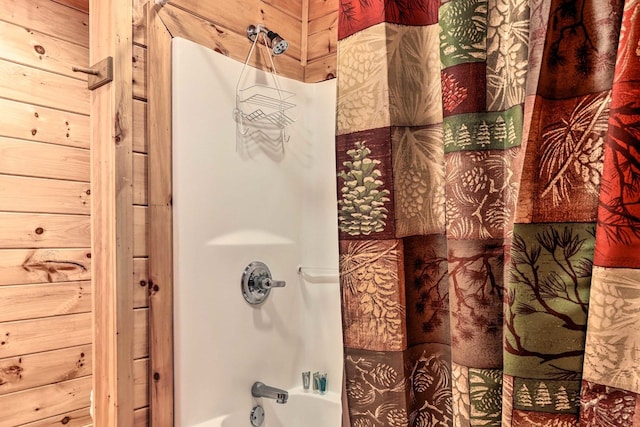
335;0;640;426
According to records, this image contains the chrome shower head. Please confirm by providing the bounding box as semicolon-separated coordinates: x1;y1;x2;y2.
266;30;288;55
247;24;289;56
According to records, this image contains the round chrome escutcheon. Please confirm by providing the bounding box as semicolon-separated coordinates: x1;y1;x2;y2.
250;405;265;426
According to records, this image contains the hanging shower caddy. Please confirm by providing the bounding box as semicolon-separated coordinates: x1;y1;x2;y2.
233;24;296;151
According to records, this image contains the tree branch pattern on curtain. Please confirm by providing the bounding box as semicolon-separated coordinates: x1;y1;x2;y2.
336;0;640;425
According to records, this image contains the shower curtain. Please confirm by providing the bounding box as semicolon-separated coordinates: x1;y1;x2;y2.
335;0;640;426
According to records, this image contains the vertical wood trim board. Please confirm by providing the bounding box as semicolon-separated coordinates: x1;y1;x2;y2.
90;0;135;424
147;4;174;426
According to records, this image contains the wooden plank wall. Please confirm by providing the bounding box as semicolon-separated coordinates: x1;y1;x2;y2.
0;0;93;425
305;0;338;82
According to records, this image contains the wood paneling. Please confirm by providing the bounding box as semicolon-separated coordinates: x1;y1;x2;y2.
305;54;336;82
134;308;149;359
134;258;150;308
170;0;302;59
264;0;303;19
0;20;88;80
0;0;89;47
133;44;147;100
134;358;149;409
135;407;149;426
0;174;90;215
0;281;91;322
0;249;91;286
90;0;135;422
307;27;337;62
20;407;92;427
309;10;337;35
0;376;91;427
51;0;89;13
134;206;148;257
0;344;92;395
0;137;89;182
0;212;89;249
0;312;91;359
133;0;148;46
0;98;89;149
133;99;148;153
134;153;148;206
148;6;174;424
0;60;89;115
309;0;339;21
157;4;304;81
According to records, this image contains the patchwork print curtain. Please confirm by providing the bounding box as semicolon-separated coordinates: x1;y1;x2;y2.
335;0;640;426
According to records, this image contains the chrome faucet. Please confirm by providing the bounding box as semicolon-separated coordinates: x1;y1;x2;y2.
251;382;288;404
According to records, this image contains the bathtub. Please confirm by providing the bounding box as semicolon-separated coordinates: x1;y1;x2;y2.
193;389;342;427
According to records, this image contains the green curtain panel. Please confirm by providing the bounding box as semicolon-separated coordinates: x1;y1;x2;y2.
335;0;640;426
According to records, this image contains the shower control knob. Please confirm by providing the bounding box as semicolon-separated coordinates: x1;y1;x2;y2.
241;261;286;305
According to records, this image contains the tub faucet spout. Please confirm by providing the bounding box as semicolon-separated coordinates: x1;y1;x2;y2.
251;382;288;404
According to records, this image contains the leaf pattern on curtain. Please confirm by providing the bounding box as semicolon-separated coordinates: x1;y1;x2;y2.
538;0;623;99
447;240;504;368
345;350;408;427
337;23;390;135
537;92;610;207
486;0;530;111
594;85;640;266
392;126;446;237
408;350;454;427
445;149;522;240
452;362;471;426
386;24;443;126
582;267;640;394
340;240;405;351
469;369;503;425
439;0;488;67
505;223;594;379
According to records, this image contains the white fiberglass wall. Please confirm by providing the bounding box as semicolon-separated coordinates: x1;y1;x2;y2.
172;37;342;427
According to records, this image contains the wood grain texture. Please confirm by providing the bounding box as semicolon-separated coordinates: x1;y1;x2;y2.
134;258;150;309
158;4;304;81
134;407;149;426
170;0;302;59
0;97;89;149
134;206;148;257
0;137;89;182
304;54;336;83
0;248;91;286
0;376;91;427
134;358;149;409
264;0;303;19
307;26;337;62
90;0;135;423
0;174;90;215
0;20;89;80
133;44;147;100
133;0;148;46
0;281;91;322
19;407;91;427
309;10;337;34
133;99;148;153
0;312;91;359
308;0;339;21
0;344;92;395
51;0;89;13
134;308;149;359
0;60;89;115
134;153;148;206
148;6;174;424
0;0;89;47
0;212;89;249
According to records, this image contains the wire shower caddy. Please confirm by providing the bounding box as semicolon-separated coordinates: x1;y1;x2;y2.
233;24;296;151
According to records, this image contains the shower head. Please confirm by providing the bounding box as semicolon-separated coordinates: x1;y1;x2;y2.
246;24;289;56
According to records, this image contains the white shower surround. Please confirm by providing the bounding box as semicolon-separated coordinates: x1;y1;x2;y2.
172;37;343;427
